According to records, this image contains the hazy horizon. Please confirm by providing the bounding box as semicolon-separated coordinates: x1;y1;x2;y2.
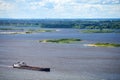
0;18;120;20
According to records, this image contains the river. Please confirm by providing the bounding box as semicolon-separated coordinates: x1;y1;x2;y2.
0;28;120;80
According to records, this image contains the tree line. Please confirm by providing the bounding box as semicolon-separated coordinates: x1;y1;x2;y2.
0;19;120;29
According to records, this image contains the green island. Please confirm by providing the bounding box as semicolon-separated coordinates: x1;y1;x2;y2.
88;43;120;47
81;29;119;33
25;29;55;34
39;38;82;43
0;28;56;34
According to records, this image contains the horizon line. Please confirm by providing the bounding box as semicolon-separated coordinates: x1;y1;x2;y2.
0;17;120;20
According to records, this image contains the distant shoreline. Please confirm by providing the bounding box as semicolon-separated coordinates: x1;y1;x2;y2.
0;19;120;29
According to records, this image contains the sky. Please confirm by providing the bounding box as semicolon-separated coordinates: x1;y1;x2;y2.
0;0;120;19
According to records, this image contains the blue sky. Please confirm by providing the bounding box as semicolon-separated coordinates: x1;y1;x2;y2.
0;0;120;19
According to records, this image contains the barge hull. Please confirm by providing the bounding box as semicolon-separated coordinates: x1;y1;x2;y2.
13;66;50;72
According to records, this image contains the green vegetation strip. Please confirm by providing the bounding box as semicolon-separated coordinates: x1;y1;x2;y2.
0;28;23;30
81;29;115;33
25;29;55;34
94;43;120;47
39;38;81;43
0;28;56;34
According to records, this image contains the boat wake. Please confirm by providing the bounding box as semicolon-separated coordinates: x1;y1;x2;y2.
0;64;12;68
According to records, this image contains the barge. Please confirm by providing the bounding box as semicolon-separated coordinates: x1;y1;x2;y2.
13;62;50;72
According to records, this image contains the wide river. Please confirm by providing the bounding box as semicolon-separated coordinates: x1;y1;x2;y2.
0;28;120;80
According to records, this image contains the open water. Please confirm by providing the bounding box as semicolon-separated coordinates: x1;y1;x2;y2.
0;28;120;80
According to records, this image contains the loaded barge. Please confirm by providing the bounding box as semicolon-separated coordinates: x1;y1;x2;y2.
13;62;50;72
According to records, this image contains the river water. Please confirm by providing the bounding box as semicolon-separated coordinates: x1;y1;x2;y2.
0;28;120;80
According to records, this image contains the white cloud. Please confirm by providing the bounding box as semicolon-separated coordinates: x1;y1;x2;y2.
0;0;120;18
76;0;120;4
29;0;49;10
29;0;75;10
101;0;120;4
28;0;120;18
76;0;101;4
49;0;74;4
0;0;15;10
15;0;26;2
30;1;45;7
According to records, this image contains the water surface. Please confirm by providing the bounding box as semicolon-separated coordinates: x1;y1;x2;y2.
0;28;120;80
